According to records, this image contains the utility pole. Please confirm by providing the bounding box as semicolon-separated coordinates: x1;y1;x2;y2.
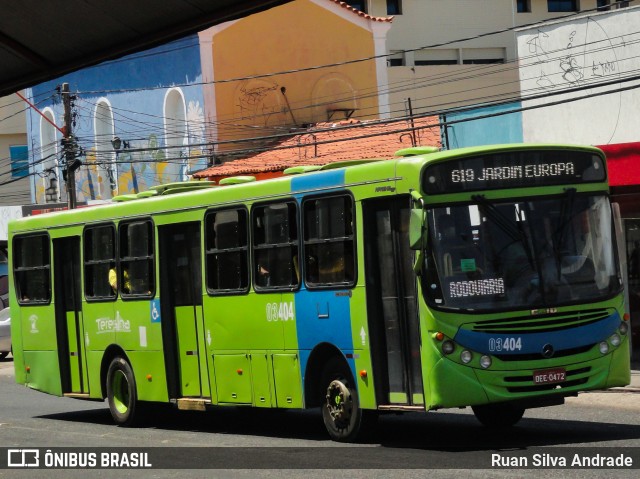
61;83;79;209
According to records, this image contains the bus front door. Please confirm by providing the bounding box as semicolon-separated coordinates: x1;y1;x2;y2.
159;223;209;399
363;197;424;407
53;237;89;395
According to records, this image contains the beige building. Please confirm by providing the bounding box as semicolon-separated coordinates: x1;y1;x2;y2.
0;93;29;206
347;0;635;116
198;0;393;154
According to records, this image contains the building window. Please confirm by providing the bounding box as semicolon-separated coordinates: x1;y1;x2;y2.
252;202;299;290
205;208;249;294
344;1;367;13
414;48;459;66
118;220;155;297
388;57;404;66
303;195;355;288
13;234;50;304
517;0;531;12
461;48;505;65
84;224;116;300
462;58;504;64
597;0;611;9
9;145;28;178
547;0;577;12
415;60;458;66
387;0;402;15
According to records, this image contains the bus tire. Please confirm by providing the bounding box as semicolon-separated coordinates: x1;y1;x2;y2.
472;404;524;428
321;357;376;442
106;356;138;426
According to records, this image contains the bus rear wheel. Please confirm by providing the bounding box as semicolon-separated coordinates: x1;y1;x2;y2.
321;358;375;442
472;404;524;428
106;357;138;426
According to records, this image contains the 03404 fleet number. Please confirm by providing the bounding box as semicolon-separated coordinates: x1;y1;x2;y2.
266;302;295;322
488;337;522;352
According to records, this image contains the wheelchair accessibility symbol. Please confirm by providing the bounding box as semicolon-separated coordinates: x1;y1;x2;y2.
151;299;161;323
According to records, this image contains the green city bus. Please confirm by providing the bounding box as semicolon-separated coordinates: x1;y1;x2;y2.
8;144;630;441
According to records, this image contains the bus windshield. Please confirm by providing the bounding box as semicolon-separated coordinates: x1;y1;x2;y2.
425;193;621;311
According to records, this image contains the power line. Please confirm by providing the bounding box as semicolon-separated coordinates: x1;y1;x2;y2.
74;1;638;96
9;2;640;193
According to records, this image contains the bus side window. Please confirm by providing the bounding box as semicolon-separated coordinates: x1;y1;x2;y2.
84;224;116;300
13;234;50;304
205;208;249;293
303;195;355;287
252;202;299;290
119;220;155;297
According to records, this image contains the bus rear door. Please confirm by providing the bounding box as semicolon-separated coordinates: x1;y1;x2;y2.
53;236;89;395
159;223;209;399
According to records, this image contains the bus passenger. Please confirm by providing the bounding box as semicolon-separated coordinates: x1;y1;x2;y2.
109;267;130;293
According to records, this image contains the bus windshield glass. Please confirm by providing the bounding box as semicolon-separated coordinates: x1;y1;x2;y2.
425;194;621;311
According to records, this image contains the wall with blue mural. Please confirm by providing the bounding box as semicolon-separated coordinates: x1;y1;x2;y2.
441;102;523;150
25;35;208;204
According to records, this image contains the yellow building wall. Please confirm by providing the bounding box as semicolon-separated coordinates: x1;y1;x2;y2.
207;0;381;151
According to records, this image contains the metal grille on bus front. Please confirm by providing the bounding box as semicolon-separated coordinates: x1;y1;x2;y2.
493;344;594;361
468;309;612;334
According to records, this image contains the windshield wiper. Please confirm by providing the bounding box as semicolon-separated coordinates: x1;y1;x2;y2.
553;188;577;276
472;195;534;268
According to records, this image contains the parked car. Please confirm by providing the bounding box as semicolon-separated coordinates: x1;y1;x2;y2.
0;307;10;359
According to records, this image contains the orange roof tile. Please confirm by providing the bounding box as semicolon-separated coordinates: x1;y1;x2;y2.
193;117;441;180
329;1;394;22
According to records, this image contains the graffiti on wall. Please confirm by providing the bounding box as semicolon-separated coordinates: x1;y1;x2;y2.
235;80;287;128
518;10;640;144
523;18;623;91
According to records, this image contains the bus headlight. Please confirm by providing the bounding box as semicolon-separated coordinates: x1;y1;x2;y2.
480;355;492;369
460;350;472;364
442;340;455;355
619;322;629;335
599;341;609;354
610;334;621;347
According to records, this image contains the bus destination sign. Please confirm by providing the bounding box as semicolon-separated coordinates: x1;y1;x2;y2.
422;150;606;194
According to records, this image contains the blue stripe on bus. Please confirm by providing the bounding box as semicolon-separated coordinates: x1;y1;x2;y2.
295;290;354;352
291;169;353;386
453;311;621;355
295;289;355;391
290;168;345;192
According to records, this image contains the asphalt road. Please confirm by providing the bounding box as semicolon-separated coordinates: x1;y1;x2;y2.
0;357;639;478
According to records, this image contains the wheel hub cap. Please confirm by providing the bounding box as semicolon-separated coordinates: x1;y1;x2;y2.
326;379;352;423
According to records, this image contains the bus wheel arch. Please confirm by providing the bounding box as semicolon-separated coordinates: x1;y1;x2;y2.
101;346;139;426
304;343;345;408
305;344;376;442
320;355;376;442
100;345;129;399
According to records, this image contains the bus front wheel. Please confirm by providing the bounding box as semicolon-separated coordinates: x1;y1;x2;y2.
321;357;376;442
472;404;524;428
106;357;138;426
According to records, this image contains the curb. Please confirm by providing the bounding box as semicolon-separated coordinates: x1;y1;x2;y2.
608;387;640;393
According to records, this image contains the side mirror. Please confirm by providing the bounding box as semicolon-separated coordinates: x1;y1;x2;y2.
409;191;427;250
409;208;425;250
